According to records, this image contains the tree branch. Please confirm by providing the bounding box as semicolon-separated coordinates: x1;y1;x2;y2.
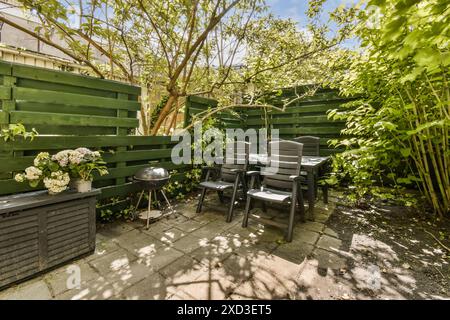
0;14;105;78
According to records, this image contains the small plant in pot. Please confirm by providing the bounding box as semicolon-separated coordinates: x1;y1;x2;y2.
14;152;70;195
15;148;108;194
53;148;108;193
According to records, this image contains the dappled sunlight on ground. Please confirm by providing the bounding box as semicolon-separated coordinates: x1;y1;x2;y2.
1;191;448;300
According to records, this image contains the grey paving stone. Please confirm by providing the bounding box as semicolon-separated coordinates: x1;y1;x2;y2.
192;211;221;223
316;235;343;251
323;227;340;239
290;229;321;245
97;221;136;237
55;276;115;300
150;227;190;246
189;235;235;267
88;249;138;276
191;223;225;240
140;221;173;237
229;273;296;300
87;234;122;261
159;255;203;279
45;261;100;296
106;260;156;293
175;219;206;233
310;248;348;270
228;252;302;300
219;254;254;283
295;260;353;300
136;245;185;271
0;279;52;300
296;221;325;233
172;234;209;254
273;242;315;265
315;213;331;223
161;213;189;226
114;230;166;257
119;272;170;300
176;268;237;300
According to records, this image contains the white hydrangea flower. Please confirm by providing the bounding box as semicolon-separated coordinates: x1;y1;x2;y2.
52;150;71;167
34;152;50;167
69;150;84;165
75;147;92;156
43;171;70;194
14;173;25;182
24;166;42;180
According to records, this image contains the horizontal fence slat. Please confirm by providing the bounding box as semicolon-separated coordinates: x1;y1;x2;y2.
0;110;8;124
188;95;218;107
17;78;117;98
12;63;140;95
0;85;10;99
0;61;11;75
98;173;187;199
278;127;342;135
103;149;172;163
246;104;342;116
0;135;175;152
10;111;138;128
96;163;189;181
246;115;344;126
14;87;140;111
16;102;117;117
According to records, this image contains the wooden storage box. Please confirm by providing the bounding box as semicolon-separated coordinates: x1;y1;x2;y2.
0;189;100;289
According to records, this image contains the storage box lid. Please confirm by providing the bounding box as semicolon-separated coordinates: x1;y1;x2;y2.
0;189;101;215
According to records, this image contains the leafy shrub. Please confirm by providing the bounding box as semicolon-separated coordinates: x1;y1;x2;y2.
328;0;449;216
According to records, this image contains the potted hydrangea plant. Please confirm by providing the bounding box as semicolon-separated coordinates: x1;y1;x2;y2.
15;148;108;194
52;148;108;193
14;152;70;195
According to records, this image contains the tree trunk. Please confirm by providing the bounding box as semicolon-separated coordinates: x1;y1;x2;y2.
151;93;178;135
165;97;181;135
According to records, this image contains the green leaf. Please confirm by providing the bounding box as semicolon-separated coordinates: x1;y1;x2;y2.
400;148;411;157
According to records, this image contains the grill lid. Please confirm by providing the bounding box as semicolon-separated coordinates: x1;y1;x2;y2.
134;167;169;181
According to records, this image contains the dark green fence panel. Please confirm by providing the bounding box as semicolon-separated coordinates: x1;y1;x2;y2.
244;87;352;156
0;135;190;198
0;61;140;135
185;87;350;156
184;95;244;129
0;61;191;213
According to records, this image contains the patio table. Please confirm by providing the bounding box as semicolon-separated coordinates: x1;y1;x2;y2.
249;154;330;220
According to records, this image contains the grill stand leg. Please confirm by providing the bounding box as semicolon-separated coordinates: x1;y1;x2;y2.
147;190;152;229
160;190;174;215
132;190;145;220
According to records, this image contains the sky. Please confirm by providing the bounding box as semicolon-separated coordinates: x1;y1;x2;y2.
266;0;359;48
267;0;351;27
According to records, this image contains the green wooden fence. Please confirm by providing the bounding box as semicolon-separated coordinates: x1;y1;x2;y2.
184;95;244;129
186;87;352;156
244;87;352;156
0;61;191;212
1;61;350;213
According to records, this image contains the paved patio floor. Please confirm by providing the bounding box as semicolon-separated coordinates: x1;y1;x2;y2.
0;191;404;300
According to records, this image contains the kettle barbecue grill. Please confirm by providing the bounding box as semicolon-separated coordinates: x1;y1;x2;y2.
132;167;174;228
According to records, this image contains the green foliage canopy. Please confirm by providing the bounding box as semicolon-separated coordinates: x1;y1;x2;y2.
328;0;450;216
